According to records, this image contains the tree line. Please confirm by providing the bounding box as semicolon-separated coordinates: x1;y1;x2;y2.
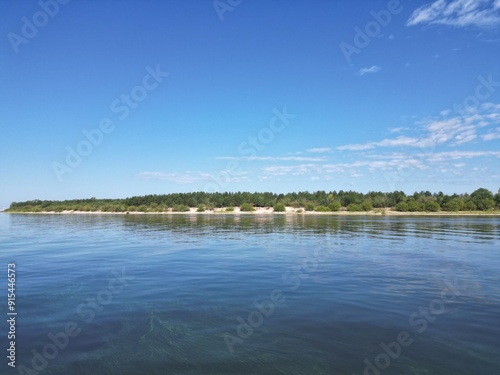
5;188;500;213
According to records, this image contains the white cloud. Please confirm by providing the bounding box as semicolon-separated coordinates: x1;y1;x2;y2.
215;156;326;162
262;159;427;177
388;127;409;134
358;65;381;76
425;150;500;162
482;127;500;140
337;136;429;151
306;147;333;153
337;102;500;151
407;0;500;27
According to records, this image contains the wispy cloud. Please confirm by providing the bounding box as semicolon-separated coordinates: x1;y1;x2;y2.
215;156;326;162
306;147;333;153
358;65;381;76
482;127;500;140
407;0;500;28
388;127;409;134
262;159;427;177
425;150;500;162
337;103;500;151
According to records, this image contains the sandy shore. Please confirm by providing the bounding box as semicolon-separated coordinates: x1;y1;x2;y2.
2;207;500;216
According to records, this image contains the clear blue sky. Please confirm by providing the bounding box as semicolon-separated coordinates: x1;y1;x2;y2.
1;0;499;209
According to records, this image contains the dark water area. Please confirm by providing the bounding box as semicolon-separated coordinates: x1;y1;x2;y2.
0;213;499;374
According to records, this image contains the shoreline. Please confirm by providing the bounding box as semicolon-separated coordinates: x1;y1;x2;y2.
2;207;500;216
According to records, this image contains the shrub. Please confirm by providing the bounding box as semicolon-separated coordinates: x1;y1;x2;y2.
407;200;424;212
315;205;328;212
347;203;363;212
225;206;234;212
480;198;496;210
240;203;255;212
328;201;341;211
197;205;206;212
463;200;477;211
362;200;373;211
273;203;286;212
442;198;462;212
424;201;440;212
394;202;408;211
305;202;315;211
172;205;190;212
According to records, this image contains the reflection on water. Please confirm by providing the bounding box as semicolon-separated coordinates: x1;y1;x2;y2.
0;214;499;374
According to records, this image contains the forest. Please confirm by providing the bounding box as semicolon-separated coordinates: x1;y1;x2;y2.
5;188;500;213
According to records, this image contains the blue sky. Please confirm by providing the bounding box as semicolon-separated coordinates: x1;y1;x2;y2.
1;0;499;209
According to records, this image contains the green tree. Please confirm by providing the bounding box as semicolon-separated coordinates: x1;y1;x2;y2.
463;200;477;211
362;200;373;211
328;201;341;211
394;202;409;212
424;201;440;212
443;198;461;212
470;188;495;210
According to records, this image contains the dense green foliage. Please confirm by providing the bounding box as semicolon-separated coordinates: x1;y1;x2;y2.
172;205;190;212
5;188;500;213
273;203;286;212
239;203;256;212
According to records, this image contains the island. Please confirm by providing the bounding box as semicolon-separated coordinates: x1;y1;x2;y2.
4;188;500;215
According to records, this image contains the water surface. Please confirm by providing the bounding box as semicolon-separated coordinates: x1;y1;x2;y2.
0;214;499;374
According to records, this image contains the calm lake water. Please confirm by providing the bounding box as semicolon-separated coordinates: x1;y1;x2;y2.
0;213;499;375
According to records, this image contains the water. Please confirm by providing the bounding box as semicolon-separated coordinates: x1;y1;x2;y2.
0;213;499;374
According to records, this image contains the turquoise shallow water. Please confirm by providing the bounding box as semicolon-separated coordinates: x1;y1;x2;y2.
0;213;499;374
